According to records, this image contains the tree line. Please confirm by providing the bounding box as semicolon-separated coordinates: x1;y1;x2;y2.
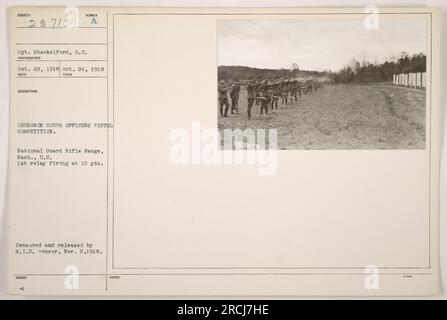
218;65;326;81
332;52;426;84
218;51;426;85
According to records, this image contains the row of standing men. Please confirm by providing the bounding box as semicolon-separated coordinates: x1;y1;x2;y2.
218;77;323;120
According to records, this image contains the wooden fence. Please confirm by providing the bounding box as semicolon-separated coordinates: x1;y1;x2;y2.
393;72;426;88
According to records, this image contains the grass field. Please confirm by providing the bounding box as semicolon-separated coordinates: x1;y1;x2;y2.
218;83;426;150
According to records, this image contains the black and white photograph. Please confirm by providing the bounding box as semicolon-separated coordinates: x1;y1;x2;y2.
217;16;428;150
1;5;443;300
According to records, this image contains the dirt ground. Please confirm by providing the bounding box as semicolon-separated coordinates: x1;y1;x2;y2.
218;83;426;150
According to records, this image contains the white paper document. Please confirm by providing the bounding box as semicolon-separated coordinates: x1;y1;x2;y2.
6;6;441;296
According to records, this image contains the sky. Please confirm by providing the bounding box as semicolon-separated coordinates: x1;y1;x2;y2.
218;15;427;72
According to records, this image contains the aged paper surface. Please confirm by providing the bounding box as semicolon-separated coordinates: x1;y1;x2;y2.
7;6;440;295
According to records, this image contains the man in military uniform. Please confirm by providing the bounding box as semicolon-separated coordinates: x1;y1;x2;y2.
271;79;281;111
312;81;318;93
230;80;240;114
290;79;297;102
296;80;303;99
258;80;269;115
265;80;274;113
255;78;261;105
306;79;313;94
281;79;290;105
218;79;231;117
246;76;257;120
